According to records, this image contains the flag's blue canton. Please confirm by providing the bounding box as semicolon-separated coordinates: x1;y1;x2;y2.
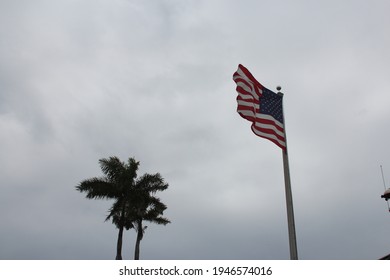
260;88;284;124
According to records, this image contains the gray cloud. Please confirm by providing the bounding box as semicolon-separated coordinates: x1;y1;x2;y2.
1;0;390;260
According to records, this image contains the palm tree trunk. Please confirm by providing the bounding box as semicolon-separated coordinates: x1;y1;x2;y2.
115;202;128;260
134;220;143;260
116;225;124;260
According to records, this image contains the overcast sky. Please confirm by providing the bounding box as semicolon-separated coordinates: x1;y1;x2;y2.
1;0;390;260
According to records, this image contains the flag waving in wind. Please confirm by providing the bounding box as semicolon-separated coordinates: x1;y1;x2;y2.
233;64;286;150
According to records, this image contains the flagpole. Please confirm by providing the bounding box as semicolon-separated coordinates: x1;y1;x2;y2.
277;86;298;260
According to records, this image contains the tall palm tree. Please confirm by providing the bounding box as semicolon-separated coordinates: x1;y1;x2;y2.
76;156;170;260
131;173;170;260
76;156;140;260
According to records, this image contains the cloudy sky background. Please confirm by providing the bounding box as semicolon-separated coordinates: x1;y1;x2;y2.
1;0;390;260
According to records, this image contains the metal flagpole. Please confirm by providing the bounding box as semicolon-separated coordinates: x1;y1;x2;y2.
277;86;298;260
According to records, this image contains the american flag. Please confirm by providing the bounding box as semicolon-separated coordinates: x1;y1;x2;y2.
233;64;286;150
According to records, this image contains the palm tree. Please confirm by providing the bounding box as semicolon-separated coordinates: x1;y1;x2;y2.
76;156;170;260
76;156;140;260
131;173;170;260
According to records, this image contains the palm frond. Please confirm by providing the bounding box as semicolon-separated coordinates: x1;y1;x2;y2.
99;157;126;183
148;196;167;212
151;217;170;225
136;173;168;193
125;157;140;183
76;178;119;199
105;199;124;221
